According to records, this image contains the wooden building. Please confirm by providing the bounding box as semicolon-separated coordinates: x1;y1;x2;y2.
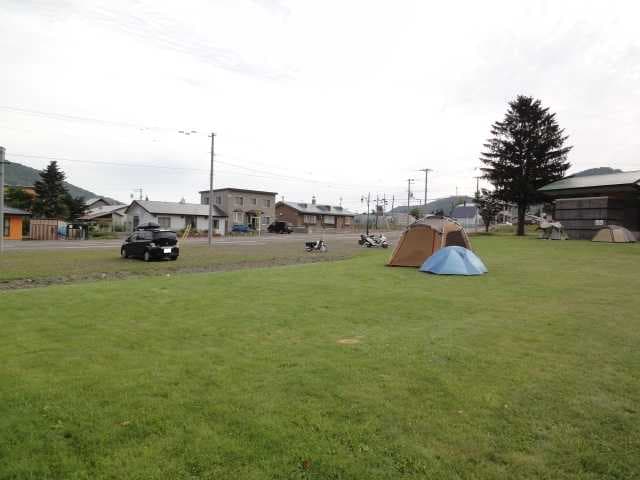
539;170;640;240
2;207;30;240
276;198;355;232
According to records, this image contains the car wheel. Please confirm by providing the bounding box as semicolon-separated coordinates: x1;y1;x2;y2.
121;248;128;258
143;251;151;262
170;256;178;261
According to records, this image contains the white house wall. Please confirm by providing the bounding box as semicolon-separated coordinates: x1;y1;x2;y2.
125;204;225;235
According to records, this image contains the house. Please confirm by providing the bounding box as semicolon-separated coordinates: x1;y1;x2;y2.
276;197;355;231
84;197;114;209
451;204;482;229
2;207;31;240
125;200;227;234
539;170;640;239
79;204;128;231
199;188;277;232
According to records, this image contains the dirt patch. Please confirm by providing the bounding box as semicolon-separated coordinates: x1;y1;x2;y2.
0;254;353;291
337;337;362;345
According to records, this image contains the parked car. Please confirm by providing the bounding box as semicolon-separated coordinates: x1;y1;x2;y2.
231;224;254;233
121;229;179;261
267;221;293;234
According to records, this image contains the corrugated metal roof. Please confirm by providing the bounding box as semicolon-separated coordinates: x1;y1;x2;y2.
3;207;31;215
279;201;355;216
80;204;127;220
539;170;640;191
129;201;227;217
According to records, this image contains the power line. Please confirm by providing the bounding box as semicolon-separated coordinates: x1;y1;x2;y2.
5;152;404;193
0;105;185;133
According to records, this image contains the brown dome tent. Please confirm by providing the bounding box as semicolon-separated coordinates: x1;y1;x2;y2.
592;225;636;243
387;216;472;267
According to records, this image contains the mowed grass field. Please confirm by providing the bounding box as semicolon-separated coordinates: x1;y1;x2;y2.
0;237;368;287
1;236;639;479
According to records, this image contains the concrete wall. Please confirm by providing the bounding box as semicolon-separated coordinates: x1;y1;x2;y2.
202;190;276;231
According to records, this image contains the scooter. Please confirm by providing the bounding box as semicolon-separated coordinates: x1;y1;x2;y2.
359;233;390;248
305;239;328;252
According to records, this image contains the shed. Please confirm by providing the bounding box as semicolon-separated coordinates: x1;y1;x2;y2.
539;170;640;240
2;207;31;240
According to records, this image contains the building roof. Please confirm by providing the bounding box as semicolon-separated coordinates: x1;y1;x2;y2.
198;188;278;196
3;207;31;216
539;170;640;192
79;204;127;220
126;200;227;217
278;201;355;216
451;205;478;219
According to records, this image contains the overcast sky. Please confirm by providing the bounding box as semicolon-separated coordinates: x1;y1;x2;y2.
1;0;639;210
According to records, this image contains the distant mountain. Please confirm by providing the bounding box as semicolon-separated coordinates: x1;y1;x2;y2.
4;160;99;200
571;167;623;177
391;196;474;216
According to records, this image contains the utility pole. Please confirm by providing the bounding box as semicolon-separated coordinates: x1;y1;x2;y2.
361;193;371;235
374;194;380;229
419;168;432;214
208;132;215;248
0;146;5;255
474;176;482;196
407;178;415;225
131;188;143;201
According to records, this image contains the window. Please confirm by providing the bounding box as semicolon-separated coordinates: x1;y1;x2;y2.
252;198;257;205
215;196;222;204
158;216;171;229
324;215;335;225
261;216;270;225
344;216;352;226
233;212;243;224
234;196;244;206
303;215;316;224
3;217;9;237
263;199;271;207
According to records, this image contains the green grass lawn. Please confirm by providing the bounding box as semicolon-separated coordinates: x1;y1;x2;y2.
1;236;639;479
0;240;363;287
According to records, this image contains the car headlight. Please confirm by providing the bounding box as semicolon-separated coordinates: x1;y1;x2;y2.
149;242;156;247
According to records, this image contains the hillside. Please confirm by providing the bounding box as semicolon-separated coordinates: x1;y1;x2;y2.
571;167;623;177
4;160;98;200
391;195;474;216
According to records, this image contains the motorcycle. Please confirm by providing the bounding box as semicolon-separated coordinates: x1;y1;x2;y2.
359;233;390;249
305;239;328;252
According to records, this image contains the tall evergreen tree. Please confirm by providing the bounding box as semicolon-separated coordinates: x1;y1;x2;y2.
32;161;69;219
480;95;572;235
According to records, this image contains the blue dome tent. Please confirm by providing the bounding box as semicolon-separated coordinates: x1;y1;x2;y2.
419;246;487;276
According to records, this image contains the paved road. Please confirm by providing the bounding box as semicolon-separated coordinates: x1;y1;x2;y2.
1;232;372;251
